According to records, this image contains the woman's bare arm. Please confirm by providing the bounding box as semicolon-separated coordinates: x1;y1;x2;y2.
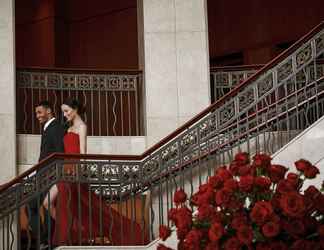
79;124;87;154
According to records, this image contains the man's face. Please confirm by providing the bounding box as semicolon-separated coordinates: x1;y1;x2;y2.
35;106;51;124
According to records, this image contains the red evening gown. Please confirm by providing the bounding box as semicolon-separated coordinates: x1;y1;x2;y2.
52;132;146;246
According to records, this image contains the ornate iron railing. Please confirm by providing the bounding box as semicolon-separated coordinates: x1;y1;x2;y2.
210;60;324;103
16;68;144;136
1;21;324;249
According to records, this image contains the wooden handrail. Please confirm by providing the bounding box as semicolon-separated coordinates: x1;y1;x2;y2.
3;21;324;194
16;66;142;75
210;59;324;72
210;64;264;72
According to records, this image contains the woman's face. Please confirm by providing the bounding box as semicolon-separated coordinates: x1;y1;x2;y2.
61;104;77;122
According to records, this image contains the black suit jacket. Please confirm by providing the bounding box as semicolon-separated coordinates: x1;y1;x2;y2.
39;118;65;162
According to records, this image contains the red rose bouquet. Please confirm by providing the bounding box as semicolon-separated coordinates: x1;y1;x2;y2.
158;153;324;250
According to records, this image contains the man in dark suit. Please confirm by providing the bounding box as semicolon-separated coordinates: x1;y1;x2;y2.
28;101;65;248
36;101;65;161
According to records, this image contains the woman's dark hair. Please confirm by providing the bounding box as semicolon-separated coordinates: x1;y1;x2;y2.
63;98;85;115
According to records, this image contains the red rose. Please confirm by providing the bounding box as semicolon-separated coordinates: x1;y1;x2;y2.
208;175;223;189
206;242;220;250
237;225;253;245
304;185;321;200
315;194;324;214
286;173;300;189
282;219;305;238
318;225;324;237
303;216;318;233
269;241;288;250
269;164;288;183
168;208;178;223
294;159;312;172
304;165;319;179
235;152;250;165
250;201;273;225
262;221;280;238
176;226;189;240
224;237;241;250
197;204;215;221
238;175;254;192
208;222;224;242
157;244;173;250
215;188;232;206
177;241;185;250
255;176;271;191
270;193;281;209
226;197;244;211
253;154;272;169
224;179;238;192
290;239;316;250
184;229;202;248
280;192;305;218
175;207;192;229
276;179;295;194
210;211;223;224
174;189;187;205
216;167;233;181
231;214;248;230
191;185;214;206
238;164;252;176
229;161;240;176
159;225;172;241
256;243;271;250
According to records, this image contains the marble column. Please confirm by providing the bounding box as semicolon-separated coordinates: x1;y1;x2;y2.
0;0;16;184
139;0;210;147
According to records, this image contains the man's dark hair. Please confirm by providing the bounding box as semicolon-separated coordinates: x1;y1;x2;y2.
36;100;54;113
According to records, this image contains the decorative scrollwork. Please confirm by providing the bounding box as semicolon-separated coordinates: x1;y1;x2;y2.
16;71;139;91
215;73;230;87
277;59;293;82
231;72;245;86
296;44;312;68
315;32;324;55
17;72;31;88
47;74;61;89
32;73;46;88
62;74;76;89
257;73;274;97
219;101;235;126
238;87;255;112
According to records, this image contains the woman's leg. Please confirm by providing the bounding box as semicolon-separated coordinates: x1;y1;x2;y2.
43;184;58;218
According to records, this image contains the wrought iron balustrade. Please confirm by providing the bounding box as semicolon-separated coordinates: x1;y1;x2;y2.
1;21;324;249
210;60;324;103
16;68;144;136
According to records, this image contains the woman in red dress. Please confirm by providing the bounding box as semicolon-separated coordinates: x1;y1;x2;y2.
43;99;146;246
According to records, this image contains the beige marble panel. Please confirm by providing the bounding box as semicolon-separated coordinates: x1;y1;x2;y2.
0;0;15;115
146;117;178;147
175;0;207;32
176;31;210;117
17;134;40;165
86;136;104;154
144;32;177;87
0;114;16;183
143;0;175;33
144;32;179;118
131;137;147;154
18;164;33;174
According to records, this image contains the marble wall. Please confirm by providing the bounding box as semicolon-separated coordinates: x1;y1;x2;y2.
140;0;210;147
0;0;16;184
272;116;324;189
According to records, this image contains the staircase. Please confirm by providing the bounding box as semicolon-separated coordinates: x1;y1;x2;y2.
1;21;324;250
